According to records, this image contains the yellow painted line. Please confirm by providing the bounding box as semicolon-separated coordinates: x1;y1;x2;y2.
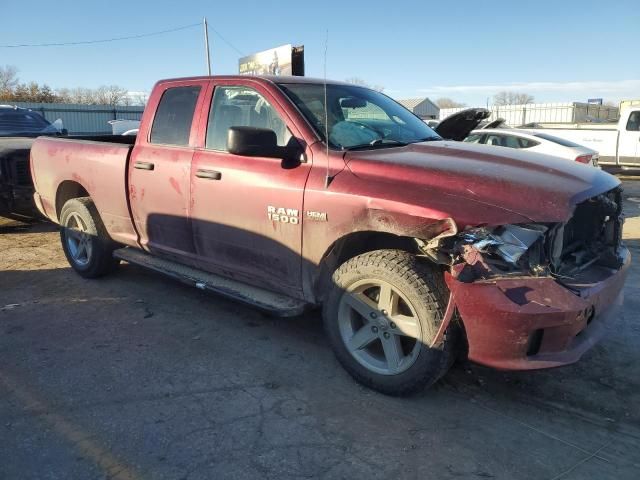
0;370;142;480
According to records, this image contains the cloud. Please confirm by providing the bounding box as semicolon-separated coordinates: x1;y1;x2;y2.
418;79;640;95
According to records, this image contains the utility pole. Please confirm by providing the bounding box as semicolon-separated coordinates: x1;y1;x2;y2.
203;17;211;75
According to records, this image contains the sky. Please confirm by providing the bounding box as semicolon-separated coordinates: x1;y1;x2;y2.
2;0;639;106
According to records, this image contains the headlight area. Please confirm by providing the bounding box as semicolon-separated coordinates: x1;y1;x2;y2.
419;223;551;282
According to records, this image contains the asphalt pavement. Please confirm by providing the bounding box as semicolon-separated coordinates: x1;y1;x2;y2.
1;179;639;480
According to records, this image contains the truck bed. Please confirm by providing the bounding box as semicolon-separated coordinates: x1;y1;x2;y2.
30;136;139;247
64;134;137;145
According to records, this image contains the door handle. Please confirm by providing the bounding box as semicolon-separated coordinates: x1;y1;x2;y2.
134;161;154;171
196;169;222;180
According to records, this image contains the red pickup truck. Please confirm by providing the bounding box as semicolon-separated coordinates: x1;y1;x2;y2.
30;75;629;395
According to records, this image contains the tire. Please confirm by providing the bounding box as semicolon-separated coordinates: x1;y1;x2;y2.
323;249;459;396
59;197;119;278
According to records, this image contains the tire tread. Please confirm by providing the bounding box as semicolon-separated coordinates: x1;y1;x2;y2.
324;249;458;396
59;197;118;278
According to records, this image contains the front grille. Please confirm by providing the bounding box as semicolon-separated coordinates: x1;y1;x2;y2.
551;187;623;276
14;158;30;185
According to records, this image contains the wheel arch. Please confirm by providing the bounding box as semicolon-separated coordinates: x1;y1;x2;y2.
311;216;458;302
55;180;89;222
313;230;428;302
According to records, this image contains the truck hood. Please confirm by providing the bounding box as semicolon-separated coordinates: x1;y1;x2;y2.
344;141;620;223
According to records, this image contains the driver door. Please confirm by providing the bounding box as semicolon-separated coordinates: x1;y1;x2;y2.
190;82;312;294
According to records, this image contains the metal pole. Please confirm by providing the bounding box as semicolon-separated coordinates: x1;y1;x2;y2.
203;17;211;75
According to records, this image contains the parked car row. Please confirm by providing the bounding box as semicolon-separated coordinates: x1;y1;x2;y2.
435;106;640;168
463;128;600;167
525;107;640;167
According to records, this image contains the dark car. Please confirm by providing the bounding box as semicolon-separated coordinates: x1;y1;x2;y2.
0;105;64;216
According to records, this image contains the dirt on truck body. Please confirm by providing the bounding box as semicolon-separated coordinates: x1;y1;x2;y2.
29;75;629;395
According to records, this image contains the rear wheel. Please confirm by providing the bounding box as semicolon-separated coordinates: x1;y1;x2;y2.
323;250;459;396
59;197;119;278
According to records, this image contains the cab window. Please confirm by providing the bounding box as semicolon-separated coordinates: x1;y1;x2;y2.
150;86;201;146
626;111;640;131
206;86;292;151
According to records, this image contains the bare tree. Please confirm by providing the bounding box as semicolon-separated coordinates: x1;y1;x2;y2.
68;87;97;104
435;97;467;108
127;92;149;106
493;91;535;106
0;68;133;105
344;76;384;92
55;88;72;103
0;65;19;96
94;85;129;106
2;81;59;103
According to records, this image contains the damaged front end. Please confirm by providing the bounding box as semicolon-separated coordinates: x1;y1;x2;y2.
430;187;625;285
421;186;630;370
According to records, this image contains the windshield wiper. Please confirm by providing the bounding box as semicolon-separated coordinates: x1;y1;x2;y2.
343;139;409;151
411;136;441;143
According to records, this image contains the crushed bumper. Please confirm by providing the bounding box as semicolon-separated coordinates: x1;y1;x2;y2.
445;247;630;370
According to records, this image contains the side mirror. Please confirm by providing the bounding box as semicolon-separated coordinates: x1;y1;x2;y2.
227;126;280;158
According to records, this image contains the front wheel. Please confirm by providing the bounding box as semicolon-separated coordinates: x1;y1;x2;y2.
59;197;119;278
323;250;459;396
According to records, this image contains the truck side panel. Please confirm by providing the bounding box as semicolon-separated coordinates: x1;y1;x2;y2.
30;137;138;247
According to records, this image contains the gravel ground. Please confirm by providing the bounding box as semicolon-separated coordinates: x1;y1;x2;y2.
1;179;639;480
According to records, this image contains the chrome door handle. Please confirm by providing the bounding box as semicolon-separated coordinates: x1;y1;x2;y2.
195;169;222;180
134;161;154;171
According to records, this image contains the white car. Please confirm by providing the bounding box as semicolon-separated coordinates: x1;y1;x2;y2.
463;128;600;167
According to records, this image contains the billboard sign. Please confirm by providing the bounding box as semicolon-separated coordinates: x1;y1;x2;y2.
239;44;304;76
587;98;603;105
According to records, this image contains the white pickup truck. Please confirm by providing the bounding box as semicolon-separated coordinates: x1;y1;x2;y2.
525;107;640;166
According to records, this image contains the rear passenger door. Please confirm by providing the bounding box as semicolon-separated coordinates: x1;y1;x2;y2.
129;81;209;258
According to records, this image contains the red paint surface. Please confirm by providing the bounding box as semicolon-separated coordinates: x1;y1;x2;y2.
445;250;630;369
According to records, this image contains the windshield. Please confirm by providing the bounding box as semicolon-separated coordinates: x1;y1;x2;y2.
0;109;53;137
278;83;441;150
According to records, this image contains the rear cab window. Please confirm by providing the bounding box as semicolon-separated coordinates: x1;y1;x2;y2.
150;86;201;146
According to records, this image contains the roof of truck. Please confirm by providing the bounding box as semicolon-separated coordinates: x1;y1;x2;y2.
156;75;351;86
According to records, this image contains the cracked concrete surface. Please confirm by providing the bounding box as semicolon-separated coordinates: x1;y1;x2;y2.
1;178;639;479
